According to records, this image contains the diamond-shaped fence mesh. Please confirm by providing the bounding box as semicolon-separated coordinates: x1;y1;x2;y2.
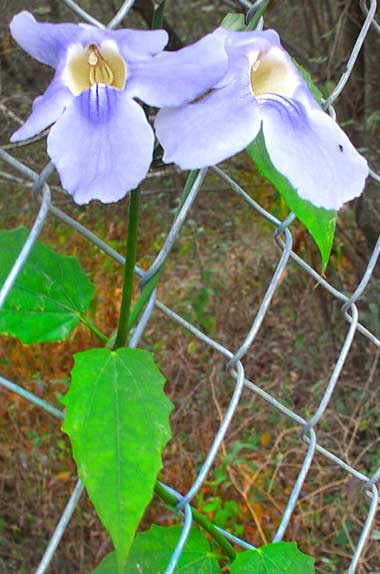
0;0;380;573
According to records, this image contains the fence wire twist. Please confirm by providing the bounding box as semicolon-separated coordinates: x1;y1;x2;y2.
1;0;380;572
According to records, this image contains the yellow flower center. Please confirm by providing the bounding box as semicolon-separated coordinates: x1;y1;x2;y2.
64;41;126;96
250;48;295;97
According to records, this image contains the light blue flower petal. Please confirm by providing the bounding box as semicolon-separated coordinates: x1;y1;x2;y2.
47;86;154;204
10;11;81;68
127;29;229;107
112;28;168;60
260;95;368;210
155;57;261;169
226;28;281;51
11;79;73;142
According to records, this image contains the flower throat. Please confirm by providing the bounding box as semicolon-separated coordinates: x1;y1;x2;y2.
64;41;126;95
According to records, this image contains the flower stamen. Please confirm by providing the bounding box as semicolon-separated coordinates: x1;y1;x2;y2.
88;44;115;87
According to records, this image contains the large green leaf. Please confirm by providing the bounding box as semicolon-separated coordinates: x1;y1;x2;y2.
230;542;314;574
247;132;337;270
63;348;173;573
0;227;94;343
92;525;221;574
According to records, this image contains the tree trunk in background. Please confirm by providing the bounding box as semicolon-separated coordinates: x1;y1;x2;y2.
356;14;380;253
333;1;365;143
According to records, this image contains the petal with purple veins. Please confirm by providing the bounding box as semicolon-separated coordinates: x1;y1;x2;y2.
260;95;368;210
11;79;73;142
47;86;154;204
10;11;82;68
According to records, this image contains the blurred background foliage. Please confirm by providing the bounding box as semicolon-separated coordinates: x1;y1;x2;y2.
0;1;380;573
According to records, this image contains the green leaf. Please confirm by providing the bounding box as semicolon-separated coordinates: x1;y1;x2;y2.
230;542;315;574
220;12;246;31
293;61;324;105
247;132;337;270
92;524;221;573
152;0;166;29
62;348;173;574
91;554;117;574
0;227;94;343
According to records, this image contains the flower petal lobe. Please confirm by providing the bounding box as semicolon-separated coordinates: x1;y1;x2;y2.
11;80;72;142
113;29;168;59
47;86;154;204
128;29;229;107
260;96;368;210
10;11;81;68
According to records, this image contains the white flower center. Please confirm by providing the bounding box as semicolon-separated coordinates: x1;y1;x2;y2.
63;40;126;96
250;47;297;98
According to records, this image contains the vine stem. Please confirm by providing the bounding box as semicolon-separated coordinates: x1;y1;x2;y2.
114;188;140;349
80;316;109;344
154;482;237;562
127;170;199;332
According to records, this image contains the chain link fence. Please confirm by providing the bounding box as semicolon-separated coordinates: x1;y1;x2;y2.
1;0;380;572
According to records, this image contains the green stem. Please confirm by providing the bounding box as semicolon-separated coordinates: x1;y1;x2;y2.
80;316;109;344
154;482;237;562
82;171;200;342
246;0;270;30
127;170;200;332
152;0;166;29
114;188;140;349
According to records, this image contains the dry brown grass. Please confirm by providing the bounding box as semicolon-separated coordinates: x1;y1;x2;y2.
0;168;379;573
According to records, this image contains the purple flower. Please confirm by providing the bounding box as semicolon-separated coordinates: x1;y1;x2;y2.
10;11;169;204
154;29;368;211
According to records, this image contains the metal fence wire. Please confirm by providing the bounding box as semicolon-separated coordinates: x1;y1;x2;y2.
1;0;380;572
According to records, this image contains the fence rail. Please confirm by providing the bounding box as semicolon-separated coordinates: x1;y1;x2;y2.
1;1;380;573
